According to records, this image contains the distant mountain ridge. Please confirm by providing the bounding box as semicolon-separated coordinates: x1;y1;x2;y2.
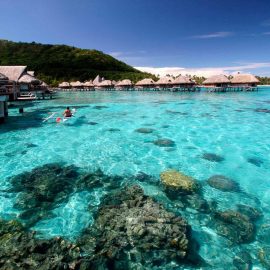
0;39;155;86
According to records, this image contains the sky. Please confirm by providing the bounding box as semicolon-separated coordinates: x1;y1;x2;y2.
1;0;270;76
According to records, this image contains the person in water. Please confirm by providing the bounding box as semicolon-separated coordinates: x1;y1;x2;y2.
63;107;72;117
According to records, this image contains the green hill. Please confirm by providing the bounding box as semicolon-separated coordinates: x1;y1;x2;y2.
0;39;155;86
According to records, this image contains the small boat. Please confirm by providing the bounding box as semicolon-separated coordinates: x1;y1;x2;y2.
17;92;37;101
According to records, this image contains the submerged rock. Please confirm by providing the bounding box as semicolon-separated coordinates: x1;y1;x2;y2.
233;251;252;270
207;175;240;192
25;143;38;148
257;224;270;244
166;110;188;115
7;164;125;228
202;153;224;162
236;204;263;221
9;163;79;227
160;170;199;197
255;108;270;113
78;185;203;268
258;247;270;269
77;169;122;191
0;219;82;270
153;138;176;147
134;172;157;184
181;194;213;213
162;125;170;128
213;210;256;244
135;128;155;134
88;121;98;125
93;105;108;110
106;128;121;132
247;157;264;167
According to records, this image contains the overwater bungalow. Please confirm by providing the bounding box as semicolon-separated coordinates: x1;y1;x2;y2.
18;73;41;92
28;71;35;76
172;76;196;91
135;78;156;90
202;75;231;92
203;75;230;87
70;81;84;90
96;80;114;90
155;77;173;89
93;75;103;86
41;81;48;88
0;73;10;123
230;74;259;90
115;79;133;90
0;66;26;100
83;81;95;90
0;66;50;99
59;82;70;89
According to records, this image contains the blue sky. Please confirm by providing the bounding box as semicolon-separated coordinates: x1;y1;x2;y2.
1;0;270;76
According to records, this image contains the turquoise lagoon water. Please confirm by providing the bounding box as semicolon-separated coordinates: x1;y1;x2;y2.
1;89;270;269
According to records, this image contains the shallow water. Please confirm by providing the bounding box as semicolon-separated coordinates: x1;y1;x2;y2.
1;89;270;269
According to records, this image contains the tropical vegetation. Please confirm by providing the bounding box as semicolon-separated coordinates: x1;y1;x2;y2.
0;39;156;86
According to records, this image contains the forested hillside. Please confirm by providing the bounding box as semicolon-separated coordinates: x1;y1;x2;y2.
0;40;155;86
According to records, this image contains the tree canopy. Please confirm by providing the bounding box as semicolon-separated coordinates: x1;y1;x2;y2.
0;40;156;86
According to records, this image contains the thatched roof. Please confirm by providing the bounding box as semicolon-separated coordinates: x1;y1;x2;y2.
0;66;27;81
203;75;230;85
41;81;48;87
93;75;102;85
230;74;259;84
59;82;70;87
0;73;8;81
116;79;133;87
83;81;94;87
28;71;35;76
135;78;155;86
98;80;113;87
70;81;83;87
173;75;195;85
18;73;41;85
155;77;173;85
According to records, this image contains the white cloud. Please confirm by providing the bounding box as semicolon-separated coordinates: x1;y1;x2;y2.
108;51;124;57
189;31;233;39
108;50;147;58
263;32;270;35
135;63;270;77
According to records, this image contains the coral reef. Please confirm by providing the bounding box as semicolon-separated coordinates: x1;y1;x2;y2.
0;219;81;270
202;153;224;162
135;128;155;134
153;138;176;147
6;164;122;227
207;175;240;192
213;211;256;244
160;170;199;197
78;185;202;269
233;251;253;270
